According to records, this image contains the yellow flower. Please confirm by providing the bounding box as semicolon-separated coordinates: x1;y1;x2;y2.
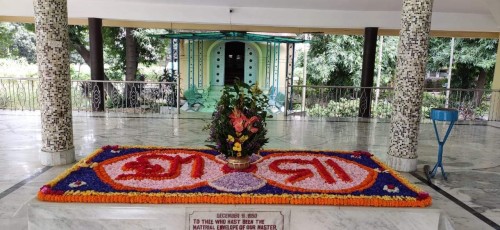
227;135;235;142
239;135;249;143
233;142;242;152
237;151;242;157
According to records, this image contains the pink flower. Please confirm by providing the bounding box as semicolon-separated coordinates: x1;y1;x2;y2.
39;185;64;195
233;121;245;133
229;109;248;133
40;185;51;194
249;127;258;133
246;116;259;133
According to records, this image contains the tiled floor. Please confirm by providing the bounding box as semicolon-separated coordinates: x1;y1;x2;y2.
0;111;499;229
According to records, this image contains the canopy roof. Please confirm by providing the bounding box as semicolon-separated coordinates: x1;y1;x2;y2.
1;0;499;37
152;31;305;43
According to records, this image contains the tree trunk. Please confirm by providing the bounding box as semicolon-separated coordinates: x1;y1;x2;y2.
474;69;487;106
125;28;139;107
89;18;105;112
72;39;118;96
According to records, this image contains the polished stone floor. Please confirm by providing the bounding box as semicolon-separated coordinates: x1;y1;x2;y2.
0;111;499;229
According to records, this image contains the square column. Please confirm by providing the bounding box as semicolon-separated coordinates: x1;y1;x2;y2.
387;0;434;172
34;0;75;165
488;36;500;121
358;27;378;118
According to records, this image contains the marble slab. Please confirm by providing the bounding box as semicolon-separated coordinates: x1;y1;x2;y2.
28;198;451;230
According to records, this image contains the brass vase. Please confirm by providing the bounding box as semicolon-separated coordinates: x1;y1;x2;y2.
227;156;251;170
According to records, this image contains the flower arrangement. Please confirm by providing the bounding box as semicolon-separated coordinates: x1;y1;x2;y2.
206;82;269;158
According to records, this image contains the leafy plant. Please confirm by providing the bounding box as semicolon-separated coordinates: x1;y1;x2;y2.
205;82;269;157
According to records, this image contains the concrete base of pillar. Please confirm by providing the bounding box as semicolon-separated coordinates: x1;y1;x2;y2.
386;154;417;172
40;148;75;166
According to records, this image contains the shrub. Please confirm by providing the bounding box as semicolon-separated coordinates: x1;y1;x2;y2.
307;98;359;117
421;92;446;118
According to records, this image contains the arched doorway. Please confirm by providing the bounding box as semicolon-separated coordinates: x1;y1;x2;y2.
224;42;245;85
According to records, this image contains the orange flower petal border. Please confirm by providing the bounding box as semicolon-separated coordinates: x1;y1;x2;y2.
38;146;432;207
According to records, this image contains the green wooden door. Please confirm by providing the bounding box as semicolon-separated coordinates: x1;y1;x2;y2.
211;43;225;86
244;43;258;85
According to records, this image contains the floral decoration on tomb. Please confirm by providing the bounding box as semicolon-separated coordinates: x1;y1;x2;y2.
38;146;431;207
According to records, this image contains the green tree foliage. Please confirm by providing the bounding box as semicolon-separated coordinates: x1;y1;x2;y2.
11;24;37;63
297;34;398;87
102;27;169;79
375;36;398;87
0;23;14;58
0;23;36;62
65;25;170;80
427;38;498;89
305;35;364;86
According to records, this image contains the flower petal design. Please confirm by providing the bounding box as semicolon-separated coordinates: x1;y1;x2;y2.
209;172;266;192
69;180;87;188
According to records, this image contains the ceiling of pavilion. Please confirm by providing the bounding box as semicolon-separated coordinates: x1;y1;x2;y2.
0;0;499;33
113;0;488;13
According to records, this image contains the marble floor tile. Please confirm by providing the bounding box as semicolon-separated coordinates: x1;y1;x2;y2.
0;112;499;229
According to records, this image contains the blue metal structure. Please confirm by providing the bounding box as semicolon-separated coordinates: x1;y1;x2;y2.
187;40;195;89
265;42;272;88
170;38;179;77
426;108;459;181
272;42;280;91
285;43;295;112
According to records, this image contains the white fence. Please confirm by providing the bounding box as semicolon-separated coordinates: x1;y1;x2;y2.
0;78;179;114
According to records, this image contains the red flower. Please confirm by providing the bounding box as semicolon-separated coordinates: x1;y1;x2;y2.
102;145;120;151
228;108;243;120
417;192;430;201
123;161;164;175
222;164;257;174
352;151;373;158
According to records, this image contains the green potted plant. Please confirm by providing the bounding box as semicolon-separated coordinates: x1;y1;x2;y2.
206;82;269;169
